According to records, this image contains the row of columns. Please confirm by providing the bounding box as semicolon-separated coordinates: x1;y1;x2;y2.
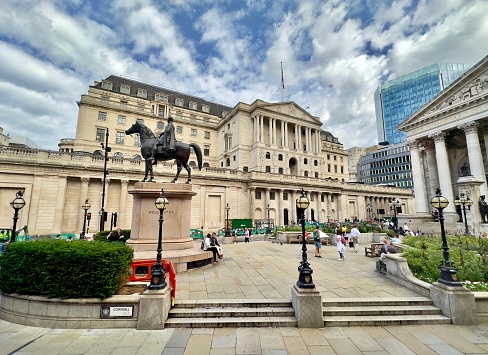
409;121;488;215
253;115;321;153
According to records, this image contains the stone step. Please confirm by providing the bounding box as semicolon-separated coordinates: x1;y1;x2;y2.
169;306;295;318
322;297;433;307
165;316;298;328
172;299;292;309
323;314;451;327
323;305;442;316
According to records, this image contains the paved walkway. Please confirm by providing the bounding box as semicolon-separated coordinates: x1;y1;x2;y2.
1;241;488;354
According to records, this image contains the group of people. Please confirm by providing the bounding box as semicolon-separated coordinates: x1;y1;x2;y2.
312;224;361;261
231;228;252;244
203;232;224;263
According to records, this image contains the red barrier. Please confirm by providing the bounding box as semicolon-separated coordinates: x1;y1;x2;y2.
129;259;176;301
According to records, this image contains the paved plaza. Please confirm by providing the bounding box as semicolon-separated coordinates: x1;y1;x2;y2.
1;241;488;354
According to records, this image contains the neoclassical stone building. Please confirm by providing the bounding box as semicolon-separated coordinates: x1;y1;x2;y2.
399;55;488;232
0;76;414;235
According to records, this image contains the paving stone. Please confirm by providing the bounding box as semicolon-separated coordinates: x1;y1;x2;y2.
346;329;383;351
392;333;438;355
212;328;236;348
282;336;308;355
166;328;192;348
375;337;415;355
299;329;329;346
307;345;336;354
236;328;261;354
427;343;464;355
185;334;212;355
210;348;236;355
327;338;363;355
258;328;286;350
428;327;488;354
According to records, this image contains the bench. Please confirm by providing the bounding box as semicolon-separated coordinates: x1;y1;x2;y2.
376;260;387;273
364;246;372;257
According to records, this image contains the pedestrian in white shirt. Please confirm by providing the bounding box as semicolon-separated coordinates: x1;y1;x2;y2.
350;224;360;253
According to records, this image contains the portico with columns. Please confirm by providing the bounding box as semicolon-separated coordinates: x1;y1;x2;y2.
399;55;488;230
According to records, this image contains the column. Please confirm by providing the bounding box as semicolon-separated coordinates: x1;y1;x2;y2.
278;189;283;226
423;141;439;202
459;122;487;196
119;179;129;229
53;176;68;233
281;121;285;147
316;130;321;153
327;194;332;221
253;116;257;143
78;177;90;232
284;122;289;148
250;187;255;220
407;140;429;214
259;115;264;143
305;128;309;151
429;132;456;213
316;192;321;222
272;119;277;146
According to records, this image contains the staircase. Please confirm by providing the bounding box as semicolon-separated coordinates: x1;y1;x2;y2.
165;299;297;328
323;297;451;326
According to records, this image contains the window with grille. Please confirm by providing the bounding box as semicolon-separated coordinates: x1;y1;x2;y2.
270;192;275;200
176;126;183;134
101;81;113;90
283;192;288;200
175;98;184;107
255;190;261;199
279;167;283;174
154;93;168;102
120;85;130;94
96;128;105;142
204;131;210;139
137;89;148;98
98;112;107;121
116;132;124;145
118;115;126;124
189;101;197;110
266;166;271;173
134;135;141;147
278;154;283;161
157;121;164;130
191;129;197;136
204;145;210;156
202;105;210;113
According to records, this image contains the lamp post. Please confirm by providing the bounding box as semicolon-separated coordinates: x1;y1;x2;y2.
389;198;399;226
225;203;231;238
296;188;314;289
454;193;473;235
266;204;271;234
366;204;372;220
430;188;462;286
10;191;26;243
100;129;111;232
81;199;91;240
149;189;169;290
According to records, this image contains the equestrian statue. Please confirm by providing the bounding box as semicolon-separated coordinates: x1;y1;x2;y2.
125;117;202;183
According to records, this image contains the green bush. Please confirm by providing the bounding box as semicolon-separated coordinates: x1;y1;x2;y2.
94;229;131;242
0;240;133;299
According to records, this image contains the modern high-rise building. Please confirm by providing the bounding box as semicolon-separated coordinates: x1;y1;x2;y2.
375;63;470;145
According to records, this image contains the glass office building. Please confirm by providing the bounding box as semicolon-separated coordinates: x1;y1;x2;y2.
375;63;470;144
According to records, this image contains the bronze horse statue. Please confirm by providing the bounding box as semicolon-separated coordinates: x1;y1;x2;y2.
125;121;202;183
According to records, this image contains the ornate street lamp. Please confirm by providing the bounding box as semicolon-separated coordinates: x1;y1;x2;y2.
266;204;271;234
81;199;91;240
296;189;314;289
366;204;372;220
430;188;462;286
149;189;169;290
454;193;473;235
225;203;231;238
10;191;26;243
389;198;400;226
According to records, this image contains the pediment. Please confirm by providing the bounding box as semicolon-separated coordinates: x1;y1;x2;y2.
257;101;321;124
399;56;488;132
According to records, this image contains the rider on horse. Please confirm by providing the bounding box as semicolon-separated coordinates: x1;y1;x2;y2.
150;116;176;163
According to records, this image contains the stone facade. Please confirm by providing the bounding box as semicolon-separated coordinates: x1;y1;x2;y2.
0;76;415;234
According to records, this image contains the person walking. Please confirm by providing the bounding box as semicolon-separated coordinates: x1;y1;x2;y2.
350;224;360;253
244;228;250;243
313;225;322;258
336;235;345;260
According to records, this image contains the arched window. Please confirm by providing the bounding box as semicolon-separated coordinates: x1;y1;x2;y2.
278;154;283;161
304;158;308;165
266;152;271;159
113;152;124;159
131;154;142;161
226;158;230;167
203;162;210;168
157;121;164;130
93;150;103;156
314;160;318;166
189;161;196;167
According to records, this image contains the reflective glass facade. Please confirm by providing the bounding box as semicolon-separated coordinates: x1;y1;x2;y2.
375;63;470;144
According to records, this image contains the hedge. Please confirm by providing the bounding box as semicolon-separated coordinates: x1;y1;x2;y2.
0;240;133;299
93;229;131;242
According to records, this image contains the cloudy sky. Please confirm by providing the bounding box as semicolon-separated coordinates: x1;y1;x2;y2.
1;0;487;150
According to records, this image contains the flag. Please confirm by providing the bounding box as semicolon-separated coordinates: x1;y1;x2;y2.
281;62;285;89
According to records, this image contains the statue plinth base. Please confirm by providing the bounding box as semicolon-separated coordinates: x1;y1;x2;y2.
127;183;196;253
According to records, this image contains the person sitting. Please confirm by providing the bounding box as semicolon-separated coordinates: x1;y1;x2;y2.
211;232;223;259
204;234;219;263
107;228;125;243
380;239;397;260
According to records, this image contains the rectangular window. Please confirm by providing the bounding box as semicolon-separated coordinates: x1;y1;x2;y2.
158;104;166;117
283;192;288;200
270;192;276;200
96;128;105;142
204;131;210;139
243;166;248;172
191;129;197;137
189;101;197;110
255;190;262;199
101;81;113;90
204;145;210;156
137;89;148;98
154;93;168;102
321;195;324;202
176;126;183;134
120;85;130;94
202;105;210;113
136;118;144;124
327;154;330;160
265;166;271;173
334;165;338;173
175;98;184;107
278;167;283;174
328;164;331;173
134;135;141;147
98;112;107;121
116;131;124;145
118;115;126;124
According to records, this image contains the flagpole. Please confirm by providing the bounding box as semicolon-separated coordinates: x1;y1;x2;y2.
281;62;284;102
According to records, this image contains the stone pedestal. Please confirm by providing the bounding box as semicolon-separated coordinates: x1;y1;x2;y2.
137;286;172;329
430;282;478;325
291;284;323;328
127;183;196;252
